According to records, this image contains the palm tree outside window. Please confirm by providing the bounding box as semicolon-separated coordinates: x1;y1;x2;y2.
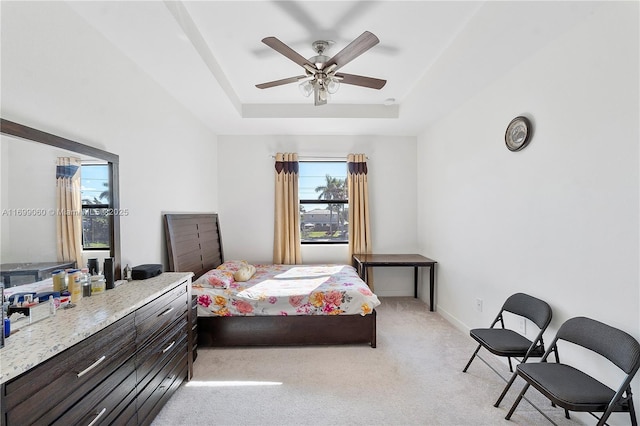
80;163;111;250
298;161;348;244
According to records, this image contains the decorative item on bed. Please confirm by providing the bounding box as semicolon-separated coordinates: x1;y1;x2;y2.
164;213;379;348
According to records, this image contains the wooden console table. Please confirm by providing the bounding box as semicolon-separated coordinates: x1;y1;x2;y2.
352;254;438;311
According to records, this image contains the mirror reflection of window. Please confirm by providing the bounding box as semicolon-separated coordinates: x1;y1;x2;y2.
1;119;122;288
80;163;111;250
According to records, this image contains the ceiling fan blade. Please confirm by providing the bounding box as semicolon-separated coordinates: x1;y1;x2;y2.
262;37;316;70
335;73;386;90
323;31;379;72
256;76;306;89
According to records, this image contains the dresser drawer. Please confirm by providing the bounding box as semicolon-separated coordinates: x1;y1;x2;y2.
136;281;187;324
3;314;136;425
137;345;188;426
136;281;188;347
191;294;198;363
107;397;139;426
137;316;188;389
50;357;136;426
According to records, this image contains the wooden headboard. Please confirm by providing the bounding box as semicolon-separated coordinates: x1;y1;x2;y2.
164;213;224;280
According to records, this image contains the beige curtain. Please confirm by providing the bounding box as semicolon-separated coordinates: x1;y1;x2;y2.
56;157;83;268
273;153;302;264
348;153;373;289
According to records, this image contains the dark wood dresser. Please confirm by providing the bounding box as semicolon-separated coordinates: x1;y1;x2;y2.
0;272;193;426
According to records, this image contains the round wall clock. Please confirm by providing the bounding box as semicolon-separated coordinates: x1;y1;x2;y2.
505;116;532;152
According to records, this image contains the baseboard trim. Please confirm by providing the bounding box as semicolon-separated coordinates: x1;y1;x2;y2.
436;304;469;335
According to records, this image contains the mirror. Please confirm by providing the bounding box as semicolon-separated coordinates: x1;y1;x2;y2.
0;119;121;288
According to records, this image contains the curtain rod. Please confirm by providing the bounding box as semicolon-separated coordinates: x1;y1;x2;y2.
270;155;369;160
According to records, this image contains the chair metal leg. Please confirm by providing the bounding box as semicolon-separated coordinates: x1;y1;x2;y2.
629;394;638;426
597;413;611;426
494;371;518;407
505;383;530;420
463;344;481;372
623;386;638;426
507;356;513;373
552;344;561;408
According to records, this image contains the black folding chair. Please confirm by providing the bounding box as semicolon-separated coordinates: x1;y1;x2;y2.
506;316;640;425
462;293;554;406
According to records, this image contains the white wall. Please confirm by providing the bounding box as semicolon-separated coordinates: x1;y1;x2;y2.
0;2;218;271
0;137;66;263
217;134;419;297
417;2;639;423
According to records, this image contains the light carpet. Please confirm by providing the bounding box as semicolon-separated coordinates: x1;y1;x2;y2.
152;297;583;426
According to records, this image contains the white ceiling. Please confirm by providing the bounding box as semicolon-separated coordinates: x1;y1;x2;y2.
66;1;602;136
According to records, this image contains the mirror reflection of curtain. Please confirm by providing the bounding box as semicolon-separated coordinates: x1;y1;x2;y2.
348;153;373;290
273;152;301;264
56;157;83;268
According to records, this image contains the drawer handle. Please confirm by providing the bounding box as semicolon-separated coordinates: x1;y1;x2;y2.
77;355;106;378
159;307;175;317
162;340;176;354
87;407;106;426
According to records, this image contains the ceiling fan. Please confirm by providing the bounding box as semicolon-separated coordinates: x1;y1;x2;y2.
255;31;386;106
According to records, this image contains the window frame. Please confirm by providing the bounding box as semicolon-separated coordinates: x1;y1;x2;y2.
298;160;349;245
80;163;111;251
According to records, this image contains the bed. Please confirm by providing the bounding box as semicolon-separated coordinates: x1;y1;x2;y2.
164;213;379;348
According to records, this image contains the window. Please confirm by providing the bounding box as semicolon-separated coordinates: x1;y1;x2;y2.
80;163;111;250
299;161;348;244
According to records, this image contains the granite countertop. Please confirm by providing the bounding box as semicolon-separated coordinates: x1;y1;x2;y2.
0;272;193;385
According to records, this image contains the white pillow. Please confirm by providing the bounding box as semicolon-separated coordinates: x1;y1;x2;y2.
233;264;256;282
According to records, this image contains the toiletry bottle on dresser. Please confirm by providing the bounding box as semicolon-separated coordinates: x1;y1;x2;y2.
81;268;91;297
3;283;9;339
69;269;82;303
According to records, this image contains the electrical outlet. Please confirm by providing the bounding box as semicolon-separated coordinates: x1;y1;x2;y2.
518;318;527;334
475;298;483;312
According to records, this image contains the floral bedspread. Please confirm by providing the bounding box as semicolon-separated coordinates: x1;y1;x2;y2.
193;264;380;317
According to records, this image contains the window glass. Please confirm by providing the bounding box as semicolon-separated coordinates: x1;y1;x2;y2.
299;161;348;244
81;164;110;250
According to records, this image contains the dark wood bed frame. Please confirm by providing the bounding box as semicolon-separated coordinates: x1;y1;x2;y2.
164;213;376;348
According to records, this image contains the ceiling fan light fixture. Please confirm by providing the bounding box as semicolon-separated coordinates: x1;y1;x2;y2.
314;86;328;106
319;87;327;101
298;79;314;97
326;77;340;94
